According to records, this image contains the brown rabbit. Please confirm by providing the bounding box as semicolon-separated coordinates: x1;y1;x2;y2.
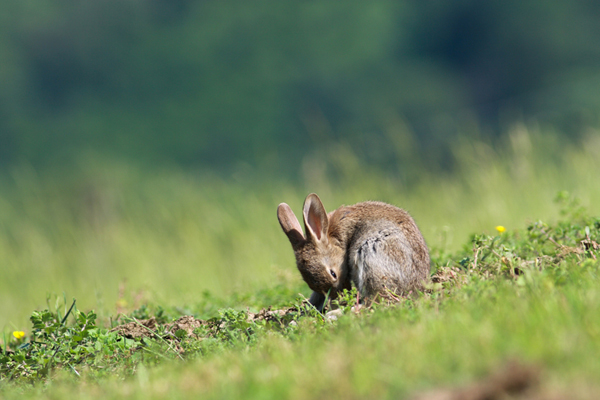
277;193;430;311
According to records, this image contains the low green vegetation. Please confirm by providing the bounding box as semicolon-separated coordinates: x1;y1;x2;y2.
1;189;599;398
1;127;599;398
1;127;599;330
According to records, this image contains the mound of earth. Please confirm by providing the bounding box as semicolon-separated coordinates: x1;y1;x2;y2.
410;360;564;400
110;307;300;341
110;315;206;340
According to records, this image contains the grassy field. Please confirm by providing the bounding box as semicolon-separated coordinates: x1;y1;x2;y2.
1;126;600;398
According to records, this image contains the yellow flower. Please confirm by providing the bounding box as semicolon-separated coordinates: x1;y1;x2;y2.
13;331;25;340
495;226;506;234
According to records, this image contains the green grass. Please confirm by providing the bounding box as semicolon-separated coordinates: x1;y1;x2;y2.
1;194;599;398
1;126;600;398
1;126;599;331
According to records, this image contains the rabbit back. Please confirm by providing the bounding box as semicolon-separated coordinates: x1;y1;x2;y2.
348;219;428;296
329;201;430;297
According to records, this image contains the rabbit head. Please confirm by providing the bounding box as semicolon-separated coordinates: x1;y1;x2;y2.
277;193;348;296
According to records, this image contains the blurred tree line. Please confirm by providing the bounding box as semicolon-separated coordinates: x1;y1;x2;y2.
1;0;600;176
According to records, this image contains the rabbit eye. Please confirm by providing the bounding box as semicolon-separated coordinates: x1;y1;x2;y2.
329;269;337;279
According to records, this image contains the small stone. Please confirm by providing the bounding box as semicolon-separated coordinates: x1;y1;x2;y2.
325;309;343;321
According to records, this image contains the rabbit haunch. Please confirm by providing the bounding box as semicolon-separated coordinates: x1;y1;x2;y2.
277;193;430;310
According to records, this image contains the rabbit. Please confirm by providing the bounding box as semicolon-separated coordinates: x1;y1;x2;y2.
277;193;430;311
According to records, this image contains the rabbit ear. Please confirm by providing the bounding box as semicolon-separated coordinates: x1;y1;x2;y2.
303;193;329;242
277;203;305;248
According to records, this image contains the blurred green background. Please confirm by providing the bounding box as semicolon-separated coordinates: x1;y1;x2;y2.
1;0;600;329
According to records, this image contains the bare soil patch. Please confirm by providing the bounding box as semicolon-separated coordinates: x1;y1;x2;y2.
411;360;573;400
110;307;301;341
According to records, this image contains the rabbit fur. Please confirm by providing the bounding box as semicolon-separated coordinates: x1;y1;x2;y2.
277;193;430;311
